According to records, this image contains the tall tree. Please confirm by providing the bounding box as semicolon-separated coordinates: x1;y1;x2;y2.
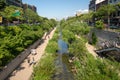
79;11;94;23
0;0;6;10
95;4;116;27
1;6;24;25
24;9;39;24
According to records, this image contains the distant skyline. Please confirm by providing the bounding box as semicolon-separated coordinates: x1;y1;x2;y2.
23;0;90;19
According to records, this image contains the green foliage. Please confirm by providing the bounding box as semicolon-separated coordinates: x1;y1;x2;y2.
24;9;39;23
33;29;58;80
60;17;120;80
95;20;104;29
62;29;76;44
0;0;6;10
33;16;120;80
91;32;97;45
45;40;58;54
33;54;55;80
1;5;24;22
0;22;55;67
60;19;90;36
95;4;116;19
79;11;94;23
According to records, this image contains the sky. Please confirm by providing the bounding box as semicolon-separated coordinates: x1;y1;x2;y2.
23;0;90;20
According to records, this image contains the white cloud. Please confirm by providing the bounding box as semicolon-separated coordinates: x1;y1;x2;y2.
76;9;88;14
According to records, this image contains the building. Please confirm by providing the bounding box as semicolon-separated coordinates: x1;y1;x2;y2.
109;0;120;26
89;0;108;11
23;4;37;13
5;0;22;7
89;0;96;11
76;11;81;16
109;0;120;4
95;0;108;10
89;0;120;27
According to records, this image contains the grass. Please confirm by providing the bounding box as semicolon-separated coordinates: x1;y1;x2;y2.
33;54;55;80
71;36;120;80
32;21;120;80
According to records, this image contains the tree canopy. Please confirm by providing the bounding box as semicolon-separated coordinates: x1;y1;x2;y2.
0;0;6;10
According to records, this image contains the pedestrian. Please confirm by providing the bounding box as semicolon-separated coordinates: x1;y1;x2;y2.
32;57;36;65
31;49;37;55
32;57;34;62
27;57;30;64
101;42;105;49
48;35;50;39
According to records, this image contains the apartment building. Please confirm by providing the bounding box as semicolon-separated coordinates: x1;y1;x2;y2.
5;0;22;7
89;0;120;27
109;0;120;4
5;0;37;12
95;0;108;10
89;0;96;11
23;4;37;13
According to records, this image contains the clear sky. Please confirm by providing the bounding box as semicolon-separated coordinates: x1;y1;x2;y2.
22;0;90;20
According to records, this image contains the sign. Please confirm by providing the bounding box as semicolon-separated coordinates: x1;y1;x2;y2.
12;10;20;17
0;17;2;23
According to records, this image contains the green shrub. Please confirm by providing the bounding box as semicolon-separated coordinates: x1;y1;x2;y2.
0;23;53;67
91;32;97;45
33;54;55;80
33;29;58;80
95;20;104;29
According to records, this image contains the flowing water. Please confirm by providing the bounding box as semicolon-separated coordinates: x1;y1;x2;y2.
52;26;74;80
52;54;74;80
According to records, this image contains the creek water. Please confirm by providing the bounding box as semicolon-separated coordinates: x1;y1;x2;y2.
52;27;74;80
52;53;74;80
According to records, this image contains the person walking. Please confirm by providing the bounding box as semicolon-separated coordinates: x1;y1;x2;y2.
27;57;30;64
31;57;35;65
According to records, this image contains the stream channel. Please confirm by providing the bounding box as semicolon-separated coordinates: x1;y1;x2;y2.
52;27;74;80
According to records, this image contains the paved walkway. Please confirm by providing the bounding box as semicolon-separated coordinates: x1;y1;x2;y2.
8;28;56;80
75;35;98;58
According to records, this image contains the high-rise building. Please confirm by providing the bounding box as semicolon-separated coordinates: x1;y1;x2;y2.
95;0;108;10
5;0;22;7
89;0;96;11
23;4;37;13
89;0;120;27
109;0;120;4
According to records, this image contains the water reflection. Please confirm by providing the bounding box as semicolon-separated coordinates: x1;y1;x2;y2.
52;54;74;80
52;26;74;80
58;39;68;54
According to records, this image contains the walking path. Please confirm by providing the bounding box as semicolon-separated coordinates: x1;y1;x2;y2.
8;28;56;80
86;43;98;59
75;35;98;58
